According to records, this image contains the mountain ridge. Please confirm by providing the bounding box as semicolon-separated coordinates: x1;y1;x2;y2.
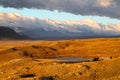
0;26;30;40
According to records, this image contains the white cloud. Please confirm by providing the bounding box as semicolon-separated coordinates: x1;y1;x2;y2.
0;12;120;37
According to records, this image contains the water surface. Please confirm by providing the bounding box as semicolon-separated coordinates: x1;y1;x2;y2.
53;57;91;61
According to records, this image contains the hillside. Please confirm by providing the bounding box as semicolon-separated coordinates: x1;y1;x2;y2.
0;26;29;40
0;38;120;62
0;38;120;80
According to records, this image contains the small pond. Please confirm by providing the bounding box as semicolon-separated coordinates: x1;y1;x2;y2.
53;57;91;61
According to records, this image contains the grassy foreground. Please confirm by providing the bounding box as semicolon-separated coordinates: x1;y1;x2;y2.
0;38;120;80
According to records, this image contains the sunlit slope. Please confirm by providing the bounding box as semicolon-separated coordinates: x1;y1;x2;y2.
0;38;120;63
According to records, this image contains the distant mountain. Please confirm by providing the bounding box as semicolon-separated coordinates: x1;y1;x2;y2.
19;25;120;40
19;28;64;38
20;27;99;39
0;26;30;40
0;12;120;40
1;26;119;40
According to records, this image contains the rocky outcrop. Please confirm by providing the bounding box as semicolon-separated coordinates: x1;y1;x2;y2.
92;57;112;61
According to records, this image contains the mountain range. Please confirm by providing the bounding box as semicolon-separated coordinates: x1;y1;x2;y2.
0;12;120;39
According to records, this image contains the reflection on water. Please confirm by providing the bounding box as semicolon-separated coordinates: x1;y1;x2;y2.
53;57;91;61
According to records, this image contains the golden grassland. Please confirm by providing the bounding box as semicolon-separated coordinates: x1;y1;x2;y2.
0;38;120;80
0;38;120;61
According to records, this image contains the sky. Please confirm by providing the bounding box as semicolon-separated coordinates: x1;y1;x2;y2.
0;0;120;37
0;6;120;24
0;0;120;24
0;0;120;17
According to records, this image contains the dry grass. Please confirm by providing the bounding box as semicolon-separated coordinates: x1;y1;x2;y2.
0;58;120;80
0;38;120;80
0;38;120;62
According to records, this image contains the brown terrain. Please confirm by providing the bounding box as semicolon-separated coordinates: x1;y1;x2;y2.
0;38;120;80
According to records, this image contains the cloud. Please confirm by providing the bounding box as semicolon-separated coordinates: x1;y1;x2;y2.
0;0;120;19
98;0;113;7
0;12;120;37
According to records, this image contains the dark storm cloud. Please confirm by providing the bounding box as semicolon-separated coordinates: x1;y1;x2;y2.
0;0;120;19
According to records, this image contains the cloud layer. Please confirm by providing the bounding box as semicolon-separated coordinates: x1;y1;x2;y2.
0;12;120;38
0;0;120;19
